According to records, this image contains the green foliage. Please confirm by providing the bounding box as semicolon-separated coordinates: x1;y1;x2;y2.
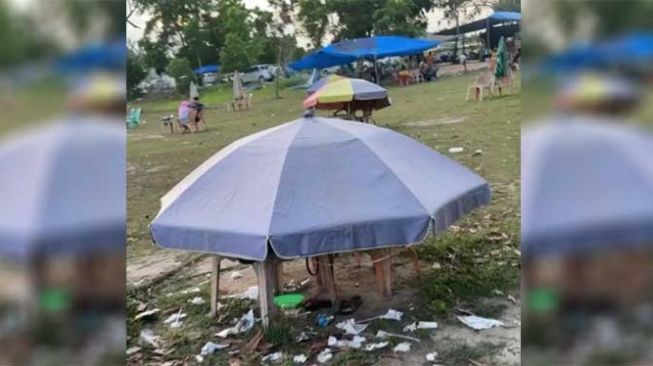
0;2;58;68
220;33;259;73
297;0;331;49
166;58;197;95
373;0;428;37
138;38;169;73
127;48;147;100
552;0;653;38
492;0;521;12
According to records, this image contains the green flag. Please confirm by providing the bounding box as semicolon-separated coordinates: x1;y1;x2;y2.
495;36;507;78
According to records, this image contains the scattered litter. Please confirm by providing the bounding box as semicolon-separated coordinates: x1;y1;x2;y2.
235;309;255;333
181;287;201;294
261;351;283;364
296;331;310;342
473;149;483;156
426;352;438;361
457;315;505;330
317;348;333;363
163;309;186;328
335;319;368;335
375;330;421;343
393;342;411;352
379;309;403;321
216;309;256;337
315;314;334;327
403;322;417;332
134;308;160;321
126;346;141;355
200;341;229;356
328;335;366;349
364;341;389;351
195;355;204;363
293;354;307;364
508;295;518;304
418;321;438;329
228;286;259;301
432;262;442;270
230;271;243;280
139;329;161;347
448;147;464;153
216;328;234;338
189;297;205;305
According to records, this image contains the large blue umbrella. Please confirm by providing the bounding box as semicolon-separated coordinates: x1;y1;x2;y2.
522;118;653;257
0;119;126;260
151;116;490;261
290;36;440;70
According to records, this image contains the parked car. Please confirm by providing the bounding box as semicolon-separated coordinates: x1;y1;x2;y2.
437;52;454;63
241;64;275;83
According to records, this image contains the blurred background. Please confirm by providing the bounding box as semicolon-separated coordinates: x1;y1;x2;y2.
0;0;125;365
522;0;653;365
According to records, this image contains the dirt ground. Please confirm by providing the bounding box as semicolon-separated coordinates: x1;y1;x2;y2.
132;252;520;365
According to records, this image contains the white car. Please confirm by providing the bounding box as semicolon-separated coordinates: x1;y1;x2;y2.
241;64;275;84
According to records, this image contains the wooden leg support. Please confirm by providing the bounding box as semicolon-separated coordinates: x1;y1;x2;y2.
210;256;222;318
371;249;393;297
254;258;278;328
317;255;337;307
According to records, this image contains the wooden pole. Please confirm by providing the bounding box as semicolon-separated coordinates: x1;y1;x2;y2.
254;257;278;328
210;256;222;318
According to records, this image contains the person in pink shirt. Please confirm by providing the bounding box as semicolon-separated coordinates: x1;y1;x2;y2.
177;100;193;133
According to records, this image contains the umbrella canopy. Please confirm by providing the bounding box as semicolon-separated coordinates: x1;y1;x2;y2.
193;64;220;74
233;72;245;100
303;78;390;110
190;81;199;99
290;36;440;70
522;117;653;257
554;73;641;113
151;116;490;261
0;119;126;260
307;75;345;95
495;36;507;78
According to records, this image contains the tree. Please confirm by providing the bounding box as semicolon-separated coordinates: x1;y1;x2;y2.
220;33;258;73
297;0;331;49
373;0;430;37
434;0;484;54
127;48;147;100
166;58;197;95
492;0;520;12
138;38;169;74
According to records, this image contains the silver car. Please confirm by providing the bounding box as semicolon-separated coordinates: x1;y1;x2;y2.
241;64;275;84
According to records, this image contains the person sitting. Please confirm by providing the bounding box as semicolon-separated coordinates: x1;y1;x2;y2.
398;65;411;86
177;100;193;134
191;96;206;131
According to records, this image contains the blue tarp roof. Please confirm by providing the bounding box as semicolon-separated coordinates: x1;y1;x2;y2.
435;11;521;35
541;32;653;72
194;64;220;74
290;35;440;70
55;40;127;73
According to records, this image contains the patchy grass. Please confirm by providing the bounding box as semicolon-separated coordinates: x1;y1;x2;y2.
437;341;505;366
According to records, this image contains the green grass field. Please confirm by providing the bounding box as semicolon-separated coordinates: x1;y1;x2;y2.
128;72;520;262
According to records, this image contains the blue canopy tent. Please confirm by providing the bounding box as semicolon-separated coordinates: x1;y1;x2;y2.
55;40;127;74
289;35;441;76
522;117;653;258
541;33;653;73
193;64;221;74
434;11;521;49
